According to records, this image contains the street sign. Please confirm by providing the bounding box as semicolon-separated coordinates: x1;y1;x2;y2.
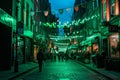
109;25;119;32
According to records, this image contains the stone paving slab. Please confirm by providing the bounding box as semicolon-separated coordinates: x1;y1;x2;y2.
0;62;38;80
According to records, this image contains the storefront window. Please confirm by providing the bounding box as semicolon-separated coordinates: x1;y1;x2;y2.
87;46;92;54
109;33;120;58
93;43;99;53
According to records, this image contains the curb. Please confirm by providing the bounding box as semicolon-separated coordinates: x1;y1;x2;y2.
8;66;38;80
74;60;115;80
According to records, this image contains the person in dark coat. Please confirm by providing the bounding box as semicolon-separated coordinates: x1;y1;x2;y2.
65;49;69;61
37;47;44;72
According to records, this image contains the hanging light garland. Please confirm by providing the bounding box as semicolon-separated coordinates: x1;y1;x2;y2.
59;9;64;14
40;14;100;28
37;1;100;28
66;8;71;12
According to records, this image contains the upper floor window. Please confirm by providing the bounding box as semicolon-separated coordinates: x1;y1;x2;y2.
93;0;99;9
110;0;115;16
115;0;120;15
102;0;107;21
119;1;120;13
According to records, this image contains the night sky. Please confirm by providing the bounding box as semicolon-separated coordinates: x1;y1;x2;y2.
49;0;75;36
49;0;75;24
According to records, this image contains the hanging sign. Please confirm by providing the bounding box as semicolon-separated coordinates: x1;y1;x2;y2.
59;9;63;14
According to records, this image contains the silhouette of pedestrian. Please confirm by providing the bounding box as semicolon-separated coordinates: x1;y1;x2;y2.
58;53;61;62
65;53;69;61
37;47;44;72
52;48;56;61
65;49;69;61
61;53;64;62
55;49;59;62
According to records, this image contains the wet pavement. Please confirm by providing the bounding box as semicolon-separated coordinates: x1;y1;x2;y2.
0;62;38;80
0;59;120;80
14;60;110;80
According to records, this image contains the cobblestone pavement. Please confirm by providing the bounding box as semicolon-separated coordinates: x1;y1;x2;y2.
15;60;109;80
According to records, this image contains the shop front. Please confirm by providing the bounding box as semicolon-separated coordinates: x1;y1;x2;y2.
12;31;34;72
106;11;120;71
82;33;105;67
0;22;12;71
107;33;120;71
24;37;34;62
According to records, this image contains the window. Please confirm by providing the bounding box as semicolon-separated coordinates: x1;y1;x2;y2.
110;0;115;16
102;0;107;21
93;0;99;9
109;33;120;58
119;1;120;13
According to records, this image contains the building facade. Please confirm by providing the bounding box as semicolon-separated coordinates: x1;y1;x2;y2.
79;0;120;71
0;0;37;71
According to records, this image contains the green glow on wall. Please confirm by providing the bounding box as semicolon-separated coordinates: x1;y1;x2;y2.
58;25;60;28
5;17;13;22
77;31;79;34
66;25;70;28
24;30;33;38
49;25;52;28
1;15;15;23
0;8;16;31
53;25;56;28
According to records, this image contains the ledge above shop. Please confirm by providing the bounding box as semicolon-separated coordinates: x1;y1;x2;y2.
0;8;16;31
24;30;33;38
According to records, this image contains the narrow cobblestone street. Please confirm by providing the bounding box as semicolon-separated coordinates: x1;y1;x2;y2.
15;60;109;80
0;0;120;80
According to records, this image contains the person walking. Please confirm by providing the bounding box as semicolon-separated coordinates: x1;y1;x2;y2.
55;48;59;62
37;47;44;72
65;49;69;61
52;48;56;61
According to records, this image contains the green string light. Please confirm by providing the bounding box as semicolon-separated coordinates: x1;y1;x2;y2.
40;13;99;28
